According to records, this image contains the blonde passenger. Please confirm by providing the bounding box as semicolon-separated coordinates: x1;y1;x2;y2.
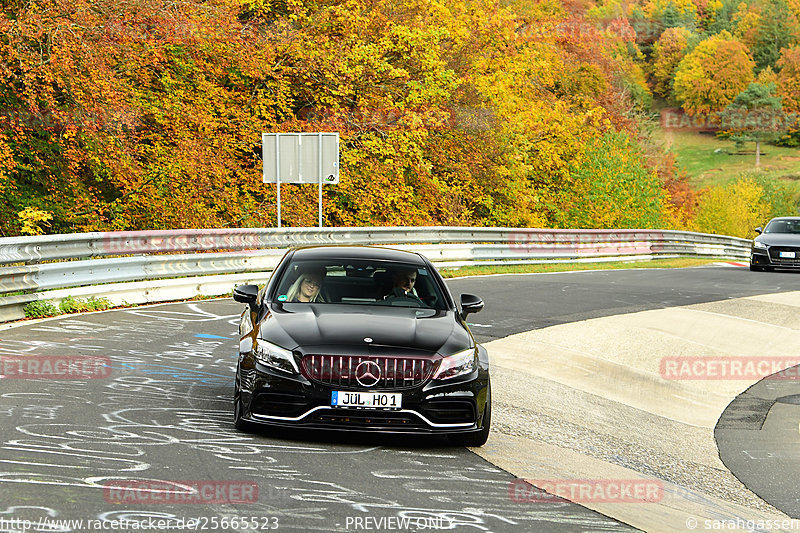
285;271;325;302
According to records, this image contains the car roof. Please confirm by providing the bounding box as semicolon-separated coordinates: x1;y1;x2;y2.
770;217;800;221
289;245;428;265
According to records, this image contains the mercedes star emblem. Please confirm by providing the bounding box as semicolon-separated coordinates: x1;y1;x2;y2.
355;360;381;387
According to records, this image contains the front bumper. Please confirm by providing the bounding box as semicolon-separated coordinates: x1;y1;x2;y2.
236;354;490;436
751;248;800;269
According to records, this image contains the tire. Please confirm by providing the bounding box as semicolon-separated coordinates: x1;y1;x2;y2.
233;389;253;432
449;383;491;447
750;263;762;271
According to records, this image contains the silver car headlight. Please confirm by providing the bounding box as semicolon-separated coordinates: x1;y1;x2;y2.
254;339;299;374
753;241;767;249
433;349;476;380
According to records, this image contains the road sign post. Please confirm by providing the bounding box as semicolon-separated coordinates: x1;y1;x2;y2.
262;133;339;228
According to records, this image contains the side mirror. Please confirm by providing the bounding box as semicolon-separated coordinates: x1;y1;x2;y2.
755;227;763;234
233;284;260;314
460;293;484;320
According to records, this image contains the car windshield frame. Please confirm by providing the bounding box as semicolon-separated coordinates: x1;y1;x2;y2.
764;220;800;234
269;257;450;311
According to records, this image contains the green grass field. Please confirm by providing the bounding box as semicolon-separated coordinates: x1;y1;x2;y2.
657;130;800;197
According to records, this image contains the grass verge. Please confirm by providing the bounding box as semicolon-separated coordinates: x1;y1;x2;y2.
439;257;725;278
657;130;800;197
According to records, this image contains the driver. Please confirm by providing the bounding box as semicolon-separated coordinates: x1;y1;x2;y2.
384;268;422;301
286;269;325;302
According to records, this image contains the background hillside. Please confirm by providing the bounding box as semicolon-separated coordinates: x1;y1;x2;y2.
0;0;797;237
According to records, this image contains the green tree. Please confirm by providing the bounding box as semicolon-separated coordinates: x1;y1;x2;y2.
748;171;797;216
706;0;742;34
554;131;669;229
718;82;785;166
751;0;800;72
646;0;699;31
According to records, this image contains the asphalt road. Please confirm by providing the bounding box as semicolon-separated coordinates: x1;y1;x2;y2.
1;264;798;532
447;265;800;342
716;363;800;518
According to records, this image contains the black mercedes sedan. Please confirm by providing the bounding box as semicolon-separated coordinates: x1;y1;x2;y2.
751;217;800;271
232;246;491;446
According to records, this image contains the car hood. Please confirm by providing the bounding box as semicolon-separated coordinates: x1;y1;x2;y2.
755;234;800;246
260;303;471;356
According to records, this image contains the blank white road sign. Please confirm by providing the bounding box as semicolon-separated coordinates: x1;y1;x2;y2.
262;132;339;184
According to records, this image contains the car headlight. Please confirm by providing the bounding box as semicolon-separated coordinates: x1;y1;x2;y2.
254;339;299;374
753;241;767;249
433;349;476;380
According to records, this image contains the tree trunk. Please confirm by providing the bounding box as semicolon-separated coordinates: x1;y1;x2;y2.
755;139;761;167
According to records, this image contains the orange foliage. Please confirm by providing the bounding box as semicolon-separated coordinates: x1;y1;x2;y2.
0;0;679;234
777;46;800;112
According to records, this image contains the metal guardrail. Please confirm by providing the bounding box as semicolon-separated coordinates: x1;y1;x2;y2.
0;227;752;323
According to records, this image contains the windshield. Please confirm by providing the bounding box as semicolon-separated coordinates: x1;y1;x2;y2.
764;220;800;234
272;259;448;310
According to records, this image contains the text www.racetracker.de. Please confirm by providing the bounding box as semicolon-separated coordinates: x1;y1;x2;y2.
0;516;280;531
1;516;454;531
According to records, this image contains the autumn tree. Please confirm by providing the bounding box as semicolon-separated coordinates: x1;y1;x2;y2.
775;45;800;146
732;1;763;51
777;45;800;111
692;177;771;238
651;26;695;98
692;174;794;237
673;31;755;115
0;0;679;234
0;0;290;232
756;65;778;85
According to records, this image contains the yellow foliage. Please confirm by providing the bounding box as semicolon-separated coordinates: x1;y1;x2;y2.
732;3;761;49
756;66;778;86
17;207;53;236
707;0;724;18
673;31;754;115
789;0;800;20
651;27;692;98
691;178;770;238
648;0;699;16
